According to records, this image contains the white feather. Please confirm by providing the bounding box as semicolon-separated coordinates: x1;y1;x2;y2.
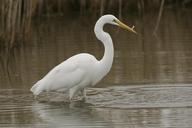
30;14;136;100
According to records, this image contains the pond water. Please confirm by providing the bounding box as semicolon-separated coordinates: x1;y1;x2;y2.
1;85;192;128
0;9;192;127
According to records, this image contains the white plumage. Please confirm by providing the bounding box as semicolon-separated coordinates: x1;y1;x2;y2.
30;14;136;101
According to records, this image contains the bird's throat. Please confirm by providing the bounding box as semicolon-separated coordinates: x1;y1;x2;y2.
94;16;114;79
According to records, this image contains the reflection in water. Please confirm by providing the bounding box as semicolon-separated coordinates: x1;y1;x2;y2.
86;85;192;108
32;102;192;128
0;88;192;128
1;9;192;128
0;9;192;88
31;102;111;128
95;107;192;128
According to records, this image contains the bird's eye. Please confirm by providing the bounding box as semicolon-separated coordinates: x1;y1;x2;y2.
113;19;116;23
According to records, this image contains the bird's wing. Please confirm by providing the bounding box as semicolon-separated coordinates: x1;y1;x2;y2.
40;61;86;92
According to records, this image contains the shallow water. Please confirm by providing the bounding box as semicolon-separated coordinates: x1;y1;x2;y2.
0;85;192;128
1;9;192;88
0;9;192;127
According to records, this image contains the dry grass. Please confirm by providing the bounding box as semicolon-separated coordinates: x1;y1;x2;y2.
0;0;190;50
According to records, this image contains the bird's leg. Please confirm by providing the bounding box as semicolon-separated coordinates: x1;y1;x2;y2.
80;88;86;101
69;86;79;102
46;91;49;101
34;95;37;100
34;95;40;102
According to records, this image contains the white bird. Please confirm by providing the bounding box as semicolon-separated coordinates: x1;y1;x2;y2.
30;14;137;101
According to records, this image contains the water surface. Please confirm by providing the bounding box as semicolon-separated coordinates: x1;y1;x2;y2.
1;85;192;128
0;9;192;88
0;9;192;127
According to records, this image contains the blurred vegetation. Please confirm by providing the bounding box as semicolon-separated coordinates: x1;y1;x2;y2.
0;0;192;51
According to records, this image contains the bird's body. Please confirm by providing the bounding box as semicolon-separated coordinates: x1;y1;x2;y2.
30;14;136;101
31;53;106;99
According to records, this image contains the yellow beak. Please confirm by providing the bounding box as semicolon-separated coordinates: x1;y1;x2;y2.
114;19;137;34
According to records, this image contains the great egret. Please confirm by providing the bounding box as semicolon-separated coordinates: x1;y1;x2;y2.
30;14;137;101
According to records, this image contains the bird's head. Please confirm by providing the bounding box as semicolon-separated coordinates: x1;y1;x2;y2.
102;14;137;34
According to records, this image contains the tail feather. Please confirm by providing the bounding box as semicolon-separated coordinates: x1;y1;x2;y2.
30;80;43;95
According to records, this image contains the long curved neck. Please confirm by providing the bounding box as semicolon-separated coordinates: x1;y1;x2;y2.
94;18;114;75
